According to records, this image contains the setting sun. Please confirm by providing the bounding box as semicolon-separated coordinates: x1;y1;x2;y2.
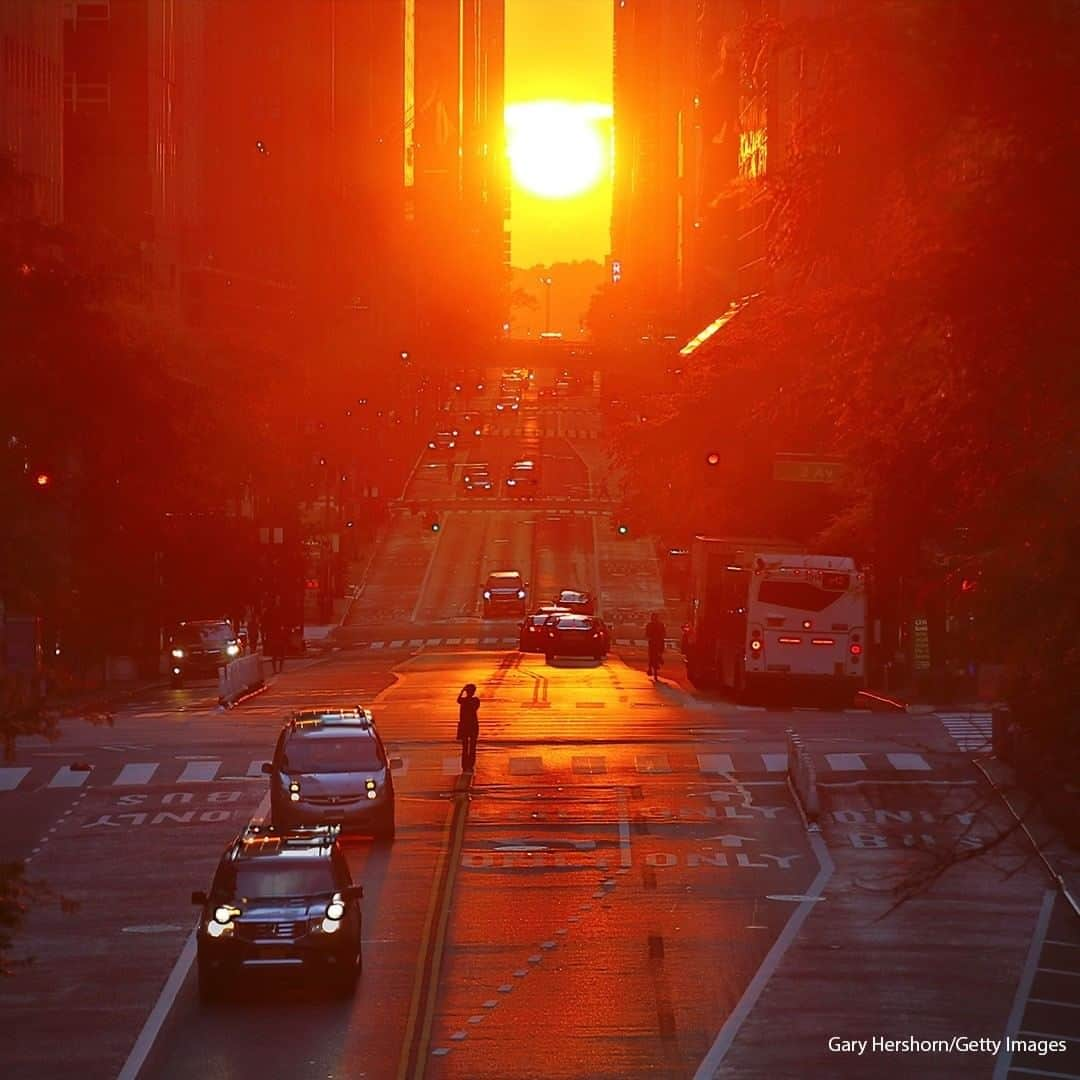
506;102;611;199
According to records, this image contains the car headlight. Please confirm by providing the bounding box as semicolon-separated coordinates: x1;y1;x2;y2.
289;780;301;802
214;904;238;925
171;648;184;659
507;478;516;486
483;590;492;600
448;441;456;448
428;441;436;449
325;898;345;921
473;428;481;436
226;643;240;657
517;590;526;599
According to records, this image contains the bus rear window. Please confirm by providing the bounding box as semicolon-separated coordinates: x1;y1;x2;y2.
757;580;844;612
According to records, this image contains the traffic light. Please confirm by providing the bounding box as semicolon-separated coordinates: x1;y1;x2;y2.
705;452;720;467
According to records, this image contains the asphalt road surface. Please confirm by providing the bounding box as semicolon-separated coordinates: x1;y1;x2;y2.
0;370;1072;1080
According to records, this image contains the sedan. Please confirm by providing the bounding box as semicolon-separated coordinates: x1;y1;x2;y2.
554;589;596;615
544;614;610;663
518;606;572;652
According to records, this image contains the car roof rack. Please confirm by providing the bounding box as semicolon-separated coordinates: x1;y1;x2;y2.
289;707;373;730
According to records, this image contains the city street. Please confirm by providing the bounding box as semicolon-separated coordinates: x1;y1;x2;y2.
2;371;1070;1079
3;8;1078;1074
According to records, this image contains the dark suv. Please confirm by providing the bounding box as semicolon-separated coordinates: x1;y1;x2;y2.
483;571;527;617
191;822;363;1000
168;619;242;686
263;709;395;840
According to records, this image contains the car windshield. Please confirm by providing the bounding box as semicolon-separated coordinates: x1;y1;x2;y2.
559;592;586;603
283;736;383;773
175;625;232;646
229;862;336;900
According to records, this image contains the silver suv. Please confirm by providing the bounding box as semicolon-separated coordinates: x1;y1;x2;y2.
262;709;395;840
483;571;527;616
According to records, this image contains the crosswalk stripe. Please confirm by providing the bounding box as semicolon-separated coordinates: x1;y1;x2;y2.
635;755;671;774
887;753;931;771
0;767;31;791
445;638;462;645
762;753;788;772
826;753;867;771
114;763;158;786
573;756;606;774
389;640;405;648
369;641;386;649
425;638;442;646
508;756;544;775
442;756;461;775
407;639;425;647
177;761;220;783
49;766;91;788
697;753;735;774
246;760;267;777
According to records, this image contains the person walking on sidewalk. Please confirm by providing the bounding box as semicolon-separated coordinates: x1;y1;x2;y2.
645;613;666;680
456;683;480;771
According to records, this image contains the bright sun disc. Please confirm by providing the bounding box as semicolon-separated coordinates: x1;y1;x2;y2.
507;102;609;199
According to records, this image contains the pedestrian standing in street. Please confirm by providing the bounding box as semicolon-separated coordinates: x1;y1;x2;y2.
267;616;287;674
456;683;480;771
248;610;261;653
646;612;666;680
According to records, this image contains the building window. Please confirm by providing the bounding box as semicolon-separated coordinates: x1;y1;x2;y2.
64;72;110;111
64;0;111;24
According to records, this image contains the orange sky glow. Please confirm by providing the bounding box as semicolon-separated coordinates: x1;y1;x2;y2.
505;0;613;268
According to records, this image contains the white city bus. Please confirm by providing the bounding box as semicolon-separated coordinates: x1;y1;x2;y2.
713;551;867;702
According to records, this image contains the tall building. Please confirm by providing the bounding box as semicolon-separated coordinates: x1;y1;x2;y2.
735;0;830;295
0;0;63;224
411;0;507;365
63;0;199;305
192;0;410;357
611;0;697;334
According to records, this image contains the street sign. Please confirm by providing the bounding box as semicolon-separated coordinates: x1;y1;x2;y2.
773;456;846;484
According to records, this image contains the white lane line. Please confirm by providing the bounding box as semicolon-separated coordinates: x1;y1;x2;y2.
117;790;272;1080
176;761;220;783
825;753;867;771
697;754;735;774
48;766;91;789
693;834;835;1079
762;753;788;773
887;752;931;771
114;763;158;786
0;767;31;791
992;890;1058;1080
618;790;632;868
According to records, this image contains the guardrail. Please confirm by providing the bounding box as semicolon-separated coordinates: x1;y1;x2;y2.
786;728;821;831
218;653;265;709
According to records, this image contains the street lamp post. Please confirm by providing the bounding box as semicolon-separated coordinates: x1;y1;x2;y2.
540;276;552;334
